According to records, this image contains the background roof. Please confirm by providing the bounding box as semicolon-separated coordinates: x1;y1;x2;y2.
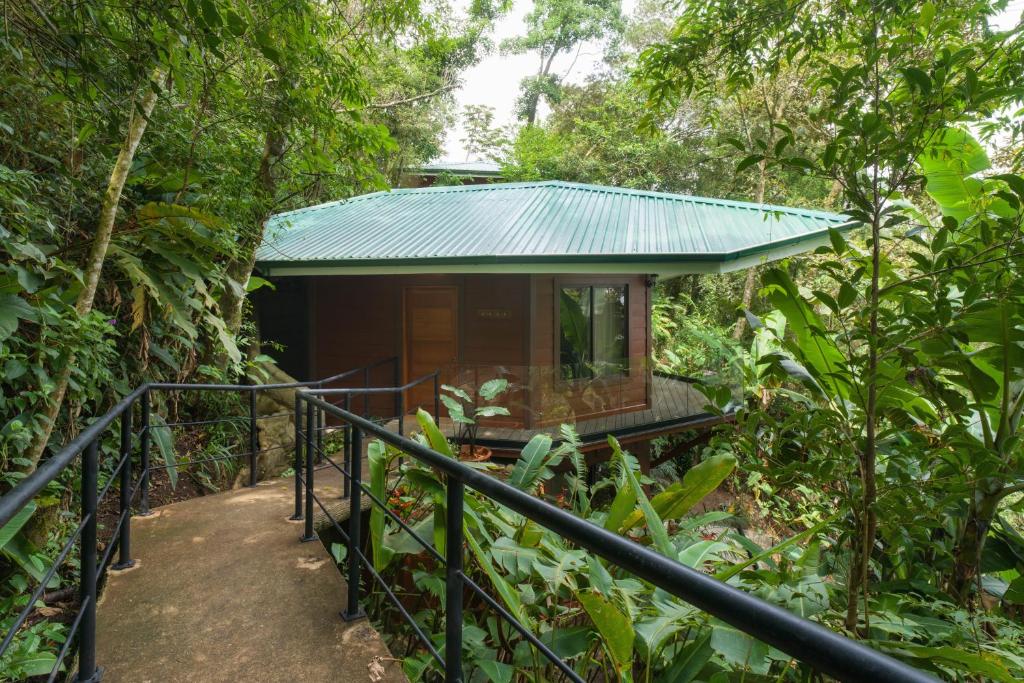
256;181;850;277
411;160;503;176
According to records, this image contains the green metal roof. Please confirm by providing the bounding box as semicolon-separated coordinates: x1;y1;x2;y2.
256;181;850;277
411;160;502;177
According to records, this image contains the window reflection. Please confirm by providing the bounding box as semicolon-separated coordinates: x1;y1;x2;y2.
559;285;627;380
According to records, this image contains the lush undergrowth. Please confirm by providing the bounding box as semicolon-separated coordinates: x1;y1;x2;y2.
351;410;1024;681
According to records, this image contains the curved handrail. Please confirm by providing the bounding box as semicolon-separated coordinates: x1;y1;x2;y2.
298;393;938;683
0;356;402;682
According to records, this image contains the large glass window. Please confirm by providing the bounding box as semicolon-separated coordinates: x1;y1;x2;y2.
559;285;627;380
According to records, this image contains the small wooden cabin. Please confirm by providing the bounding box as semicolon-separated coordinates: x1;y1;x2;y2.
254;181;845;451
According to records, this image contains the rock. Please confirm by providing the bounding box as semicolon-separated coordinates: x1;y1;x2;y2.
232;361;304;487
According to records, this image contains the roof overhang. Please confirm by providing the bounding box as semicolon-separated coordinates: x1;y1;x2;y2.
255;223;854;278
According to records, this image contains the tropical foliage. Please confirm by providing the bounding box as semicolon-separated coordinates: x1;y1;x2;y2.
0;0;500;675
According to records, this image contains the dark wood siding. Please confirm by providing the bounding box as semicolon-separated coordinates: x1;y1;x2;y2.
528;274;651;427
254;277;311;381
256;272;650;427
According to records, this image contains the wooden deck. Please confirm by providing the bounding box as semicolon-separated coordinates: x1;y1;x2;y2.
386;375;712;448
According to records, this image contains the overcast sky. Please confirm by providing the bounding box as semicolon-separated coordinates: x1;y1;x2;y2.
441;0;1023;163
442;0;637;161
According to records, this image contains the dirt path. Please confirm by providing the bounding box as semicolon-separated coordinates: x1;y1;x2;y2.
95;469;405;683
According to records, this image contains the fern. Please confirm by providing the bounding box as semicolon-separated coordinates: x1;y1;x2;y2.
555;424;590;515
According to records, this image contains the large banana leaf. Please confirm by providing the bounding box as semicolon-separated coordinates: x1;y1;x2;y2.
608;436;673;556
507;434;556;492
762;268;850;400
416;408;454;457
367;440;396;571
578;592;635;681
917;127;989;222
620;452;736;532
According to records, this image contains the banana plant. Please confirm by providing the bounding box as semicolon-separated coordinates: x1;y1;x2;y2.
909;127;1024;600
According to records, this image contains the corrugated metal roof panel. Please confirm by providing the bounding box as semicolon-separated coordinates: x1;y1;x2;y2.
256;181;850;274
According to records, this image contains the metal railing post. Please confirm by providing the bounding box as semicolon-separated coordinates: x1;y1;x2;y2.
290;393;303;520
342;426;365;621
364;366;370;416
433;371;440;420
140;389;152;515
398;393;405;436
77;440;101;682
113;406;135;570
248;388;258;487
445;477;465;682
393;358;401;418
302;401;317;543
343;395;352;499
316;405;324;464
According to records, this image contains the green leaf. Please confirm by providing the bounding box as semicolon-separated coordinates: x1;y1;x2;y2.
609;436;672;556
10;651;57;677
762;269;849;399
440;394;469;423
710;619;769;674
736;154;764;173
604;477;637;533
918;127;991;221
476;660;513;683
465;531;533;629
918;1;936;27
368;440;396;571
881;643;1017;682
478;378;509;400
149;414;178;490
0;500;35;549
245;276;275;292
508;434;555;492
579;592;634;675
0;293;37;342
621;453;736;531
661;631;712;682
828;227;847;254
225;9;246;36
901;67;932;95
416;408;453;457
3;534;58;587
715;512;839;581
474;405;511;418
678;540;730;568
441;384;472;402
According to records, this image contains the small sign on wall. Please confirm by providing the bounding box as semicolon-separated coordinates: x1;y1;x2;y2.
477;308;512;320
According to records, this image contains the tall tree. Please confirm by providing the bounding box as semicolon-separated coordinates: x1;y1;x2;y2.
501;0;623;124
10;0;241;470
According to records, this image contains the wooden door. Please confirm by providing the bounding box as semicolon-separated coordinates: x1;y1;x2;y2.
403;286;459;411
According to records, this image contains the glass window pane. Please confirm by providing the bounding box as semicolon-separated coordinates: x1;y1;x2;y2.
559;287;592;380
592;286;627;376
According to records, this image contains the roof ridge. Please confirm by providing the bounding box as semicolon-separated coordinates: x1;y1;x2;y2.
266;180;844;224
544;181;841;218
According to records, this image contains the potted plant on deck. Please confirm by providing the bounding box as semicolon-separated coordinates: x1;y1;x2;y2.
440;379;511;461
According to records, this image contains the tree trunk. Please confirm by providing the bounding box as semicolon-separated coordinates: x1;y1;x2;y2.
23;72;163;471
950;483;1001;602
731;158;768;339
846;202;882;633
218;127;285;338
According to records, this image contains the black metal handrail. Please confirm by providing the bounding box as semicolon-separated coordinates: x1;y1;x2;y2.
0;357;398;682
295;391;937;683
